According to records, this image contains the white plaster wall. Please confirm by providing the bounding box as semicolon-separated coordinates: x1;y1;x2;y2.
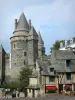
27;89;39;98
27;89;33;98
30;78;38;85
59;48;67;50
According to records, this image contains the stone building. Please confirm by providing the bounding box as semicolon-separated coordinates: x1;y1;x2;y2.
0;12;75;97
27;49;75;97
6;12;45;82
0;45;6;84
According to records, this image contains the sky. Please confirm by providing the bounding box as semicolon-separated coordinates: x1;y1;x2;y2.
0;0;75;55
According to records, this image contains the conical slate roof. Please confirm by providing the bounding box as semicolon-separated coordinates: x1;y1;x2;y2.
38;31;44;44
29;26;38;36
15;12;29;31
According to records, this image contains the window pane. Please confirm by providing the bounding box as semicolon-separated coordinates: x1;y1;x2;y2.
50;68;54;72
49;76;55;82
24;52;27;56
66;73;71;80
66;60;71;67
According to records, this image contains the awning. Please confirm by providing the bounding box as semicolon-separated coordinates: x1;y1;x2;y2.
65;84;71;88
73;84;75;86
46;86;57;90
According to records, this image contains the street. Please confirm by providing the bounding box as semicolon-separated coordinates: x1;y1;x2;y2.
0;95;75;100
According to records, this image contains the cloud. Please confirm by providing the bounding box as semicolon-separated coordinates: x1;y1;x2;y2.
0;0;75;54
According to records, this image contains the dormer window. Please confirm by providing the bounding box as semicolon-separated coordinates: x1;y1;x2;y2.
70;39;73;44
50;68;54;72
66;60;71;67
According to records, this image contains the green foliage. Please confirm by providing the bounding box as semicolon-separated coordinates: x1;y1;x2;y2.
19;67;32;91
0;82;20;90
50;40;64;53
51;40;60;50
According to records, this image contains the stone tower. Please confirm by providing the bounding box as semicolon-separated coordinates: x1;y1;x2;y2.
38;31;45;58
0;45;6;84
10;13;38;81
28;26;38;67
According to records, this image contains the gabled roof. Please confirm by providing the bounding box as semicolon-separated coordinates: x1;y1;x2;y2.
51;50;75;60
37;59;51;75
29;26;38;36
14;12;29;32
38;31;44;44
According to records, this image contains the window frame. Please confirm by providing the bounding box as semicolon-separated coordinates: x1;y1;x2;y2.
66;72;71;80
49;76;55;82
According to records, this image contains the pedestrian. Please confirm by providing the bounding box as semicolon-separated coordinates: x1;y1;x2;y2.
16;90;19;97
12;89;16;98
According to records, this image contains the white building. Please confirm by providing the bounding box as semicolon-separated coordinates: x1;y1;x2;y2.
59;37;75;51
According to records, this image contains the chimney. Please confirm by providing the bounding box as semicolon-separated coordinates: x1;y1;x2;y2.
29;19;31;29
15;19;17;29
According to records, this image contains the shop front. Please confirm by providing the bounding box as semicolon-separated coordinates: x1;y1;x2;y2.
45;85;57;93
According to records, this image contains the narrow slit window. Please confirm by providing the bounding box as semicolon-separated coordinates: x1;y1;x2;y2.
24;60;26;65
24;52;27;56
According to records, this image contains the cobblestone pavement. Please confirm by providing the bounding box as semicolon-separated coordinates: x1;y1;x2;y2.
0;95;75;100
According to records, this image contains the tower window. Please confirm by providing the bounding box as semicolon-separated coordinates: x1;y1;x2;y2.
13;43;16;49
24;60;26;65
24;52;27;56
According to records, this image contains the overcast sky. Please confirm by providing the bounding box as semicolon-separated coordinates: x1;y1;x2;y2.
0;0;75;54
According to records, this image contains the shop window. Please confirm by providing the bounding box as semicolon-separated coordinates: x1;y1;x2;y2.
49;76;55;82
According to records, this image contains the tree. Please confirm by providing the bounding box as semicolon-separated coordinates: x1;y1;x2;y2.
50;40;64;53
19;67;32;91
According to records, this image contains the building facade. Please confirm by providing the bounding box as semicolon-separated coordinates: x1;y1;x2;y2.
0;12;75;97
60;37;75;51
4;12;45;82
27;50;75;97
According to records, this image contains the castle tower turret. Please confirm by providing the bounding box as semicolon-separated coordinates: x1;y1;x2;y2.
10;12;29;80
38;31;45;57
28;26;38;67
